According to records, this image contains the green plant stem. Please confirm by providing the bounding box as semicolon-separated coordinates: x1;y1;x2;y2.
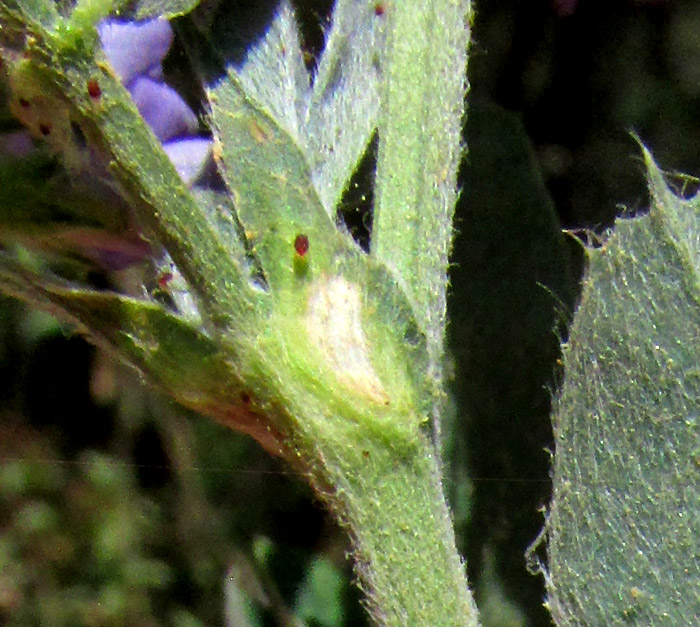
373;0;471;358
308;429;478;627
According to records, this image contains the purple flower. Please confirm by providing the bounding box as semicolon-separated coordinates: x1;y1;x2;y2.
97;18;173;86
98;18;212;185
129;77;199;142
0;17;214;272
163;138;214;184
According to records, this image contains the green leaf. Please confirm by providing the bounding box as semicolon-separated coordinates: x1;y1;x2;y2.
475;548;528;627
208;69;358;296
237;1;309;148
70;0;115;30
304;0;386;216
133;0;202;20
372;0;472;366
539;149;700;624
0;254;285;448
0;256;235;407
448;102;575;620
3;0;57;31
294;557;345;626
207;0;383;219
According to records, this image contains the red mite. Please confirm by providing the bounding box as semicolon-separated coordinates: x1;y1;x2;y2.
87;78;101;99
294;233;309;256
374;3;385;16
157;272;173;289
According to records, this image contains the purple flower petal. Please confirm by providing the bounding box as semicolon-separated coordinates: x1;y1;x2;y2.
145;63;165;82
163;137;213;185
0;130;34;160
98;19;173;86
129;77;199;142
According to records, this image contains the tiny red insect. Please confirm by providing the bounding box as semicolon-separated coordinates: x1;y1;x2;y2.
157;272;173;289
294;233;309;256
374;3;385;16
38;123;51;136
87;79;101;99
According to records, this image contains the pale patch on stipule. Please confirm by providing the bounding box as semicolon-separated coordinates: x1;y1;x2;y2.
306;277;389;405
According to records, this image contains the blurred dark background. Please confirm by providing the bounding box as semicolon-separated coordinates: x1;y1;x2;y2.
2;0;699;625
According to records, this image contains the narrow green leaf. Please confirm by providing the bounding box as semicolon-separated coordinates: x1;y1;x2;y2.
0;255;283;449
208;70;357;296
182;1;383;220
449;103;576;610
539;149;700;624
133;0;202;19
238;1;309;147
294;557;344;625
0;256;233;407
69;0;115;30
372;0;472;365
1;0;57;31
304;0;386;215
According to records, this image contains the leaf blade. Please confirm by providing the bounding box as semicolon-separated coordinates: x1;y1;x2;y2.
304;0;386;216
208;70;357;296
238;1;309;147
543;150;700;624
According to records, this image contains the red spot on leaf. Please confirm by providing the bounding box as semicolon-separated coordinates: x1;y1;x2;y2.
294;234;309;256
87;78;101;99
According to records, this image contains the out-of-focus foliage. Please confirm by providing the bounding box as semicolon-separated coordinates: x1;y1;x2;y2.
0;421;173;626
0;295;363;626
448;101;577;627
